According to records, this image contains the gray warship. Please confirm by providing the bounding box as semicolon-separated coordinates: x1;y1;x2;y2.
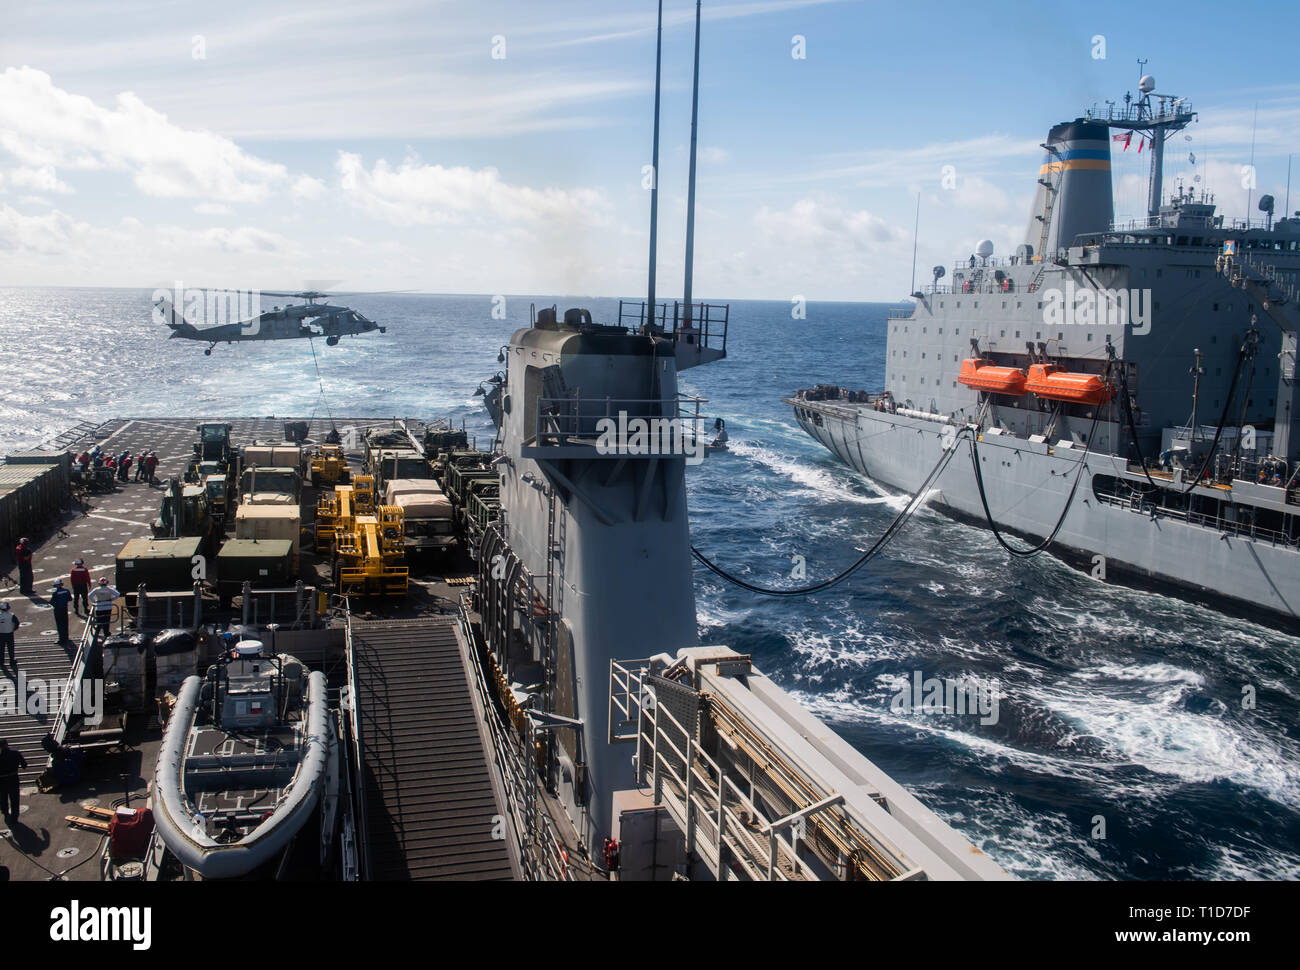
789;74;1300;627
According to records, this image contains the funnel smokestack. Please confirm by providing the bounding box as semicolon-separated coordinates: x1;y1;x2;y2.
1026;119;1113;260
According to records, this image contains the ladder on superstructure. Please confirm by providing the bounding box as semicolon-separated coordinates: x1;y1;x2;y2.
1035;167;1060;266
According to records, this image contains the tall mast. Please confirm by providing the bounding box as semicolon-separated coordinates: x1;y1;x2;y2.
682;0;702;326
909;192;921;296
645;0;664;334
1104;68;1195;221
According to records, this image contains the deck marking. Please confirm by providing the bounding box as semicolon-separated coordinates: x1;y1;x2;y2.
84;513;153;529
90;419;136;449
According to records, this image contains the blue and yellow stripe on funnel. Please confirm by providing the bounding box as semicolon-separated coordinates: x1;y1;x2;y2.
1039;149;1111;175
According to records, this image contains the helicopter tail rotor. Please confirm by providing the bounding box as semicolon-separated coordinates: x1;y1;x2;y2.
155;296;199;338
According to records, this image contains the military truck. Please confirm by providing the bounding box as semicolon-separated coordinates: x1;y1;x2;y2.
382;478;455;554
234;465;303;567
241;441;306;479
363;427;431;496
194;422;233;464
238;466;301;506
153;479;217;555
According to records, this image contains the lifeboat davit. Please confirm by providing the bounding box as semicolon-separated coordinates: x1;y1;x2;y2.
1025;363;1113;405
958;358;1027;395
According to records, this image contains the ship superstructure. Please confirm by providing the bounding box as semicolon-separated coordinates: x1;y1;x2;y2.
789;76;1300;625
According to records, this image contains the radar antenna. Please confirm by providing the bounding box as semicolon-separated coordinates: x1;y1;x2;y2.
1103;64;1196;219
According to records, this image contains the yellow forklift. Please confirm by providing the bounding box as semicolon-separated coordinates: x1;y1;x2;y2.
317;476;406;596
311;443;351;487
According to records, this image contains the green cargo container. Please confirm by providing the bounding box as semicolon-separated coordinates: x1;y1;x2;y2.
216;538;295;607
115;536;203;593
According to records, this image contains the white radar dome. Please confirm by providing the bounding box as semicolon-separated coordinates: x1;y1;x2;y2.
976;239;995;258
1139;75;1155;93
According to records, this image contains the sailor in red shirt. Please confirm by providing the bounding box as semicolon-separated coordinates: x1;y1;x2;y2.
14;538;33;595
70;559;92;615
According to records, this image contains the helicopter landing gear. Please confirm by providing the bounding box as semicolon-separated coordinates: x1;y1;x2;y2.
326;335;340;346
204;346;213;356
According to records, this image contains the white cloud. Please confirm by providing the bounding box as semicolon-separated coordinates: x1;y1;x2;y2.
754;197;905;250
291;175;326;201
336;152;608;227
193;202;232;215
3;165;74;195
0;203;87;255
0;67;287;202
191;226;294;255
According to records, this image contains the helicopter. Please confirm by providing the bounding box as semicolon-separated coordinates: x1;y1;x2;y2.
155;289;388;355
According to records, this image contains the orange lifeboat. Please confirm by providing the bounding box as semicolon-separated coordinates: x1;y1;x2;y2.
958;358;1027;395
1025;364;1113;405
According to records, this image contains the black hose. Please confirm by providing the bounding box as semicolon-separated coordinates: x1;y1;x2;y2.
968;408;1098;558
691;423;970;596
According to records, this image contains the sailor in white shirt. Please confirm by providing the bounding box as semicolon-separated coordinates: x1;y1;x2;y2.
88;578;120;636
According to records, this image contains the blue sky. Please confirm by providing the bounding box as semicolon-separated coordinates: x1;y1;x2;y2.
1;0;1297;300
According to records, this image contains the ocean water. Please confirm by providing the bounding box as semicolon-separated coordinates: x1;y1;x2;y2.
6;286;1300;880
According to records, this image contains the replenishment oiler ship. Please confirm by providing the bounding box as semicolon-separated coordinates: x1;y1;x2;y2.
0;3;1005;882
789;75;1300;628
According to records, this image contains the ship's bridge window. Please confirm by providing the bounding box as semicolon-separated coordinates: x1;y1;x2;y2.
1057;332;1063;340
1015;330;1020;338
1000;330;1006;337
1036;331;1041;339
